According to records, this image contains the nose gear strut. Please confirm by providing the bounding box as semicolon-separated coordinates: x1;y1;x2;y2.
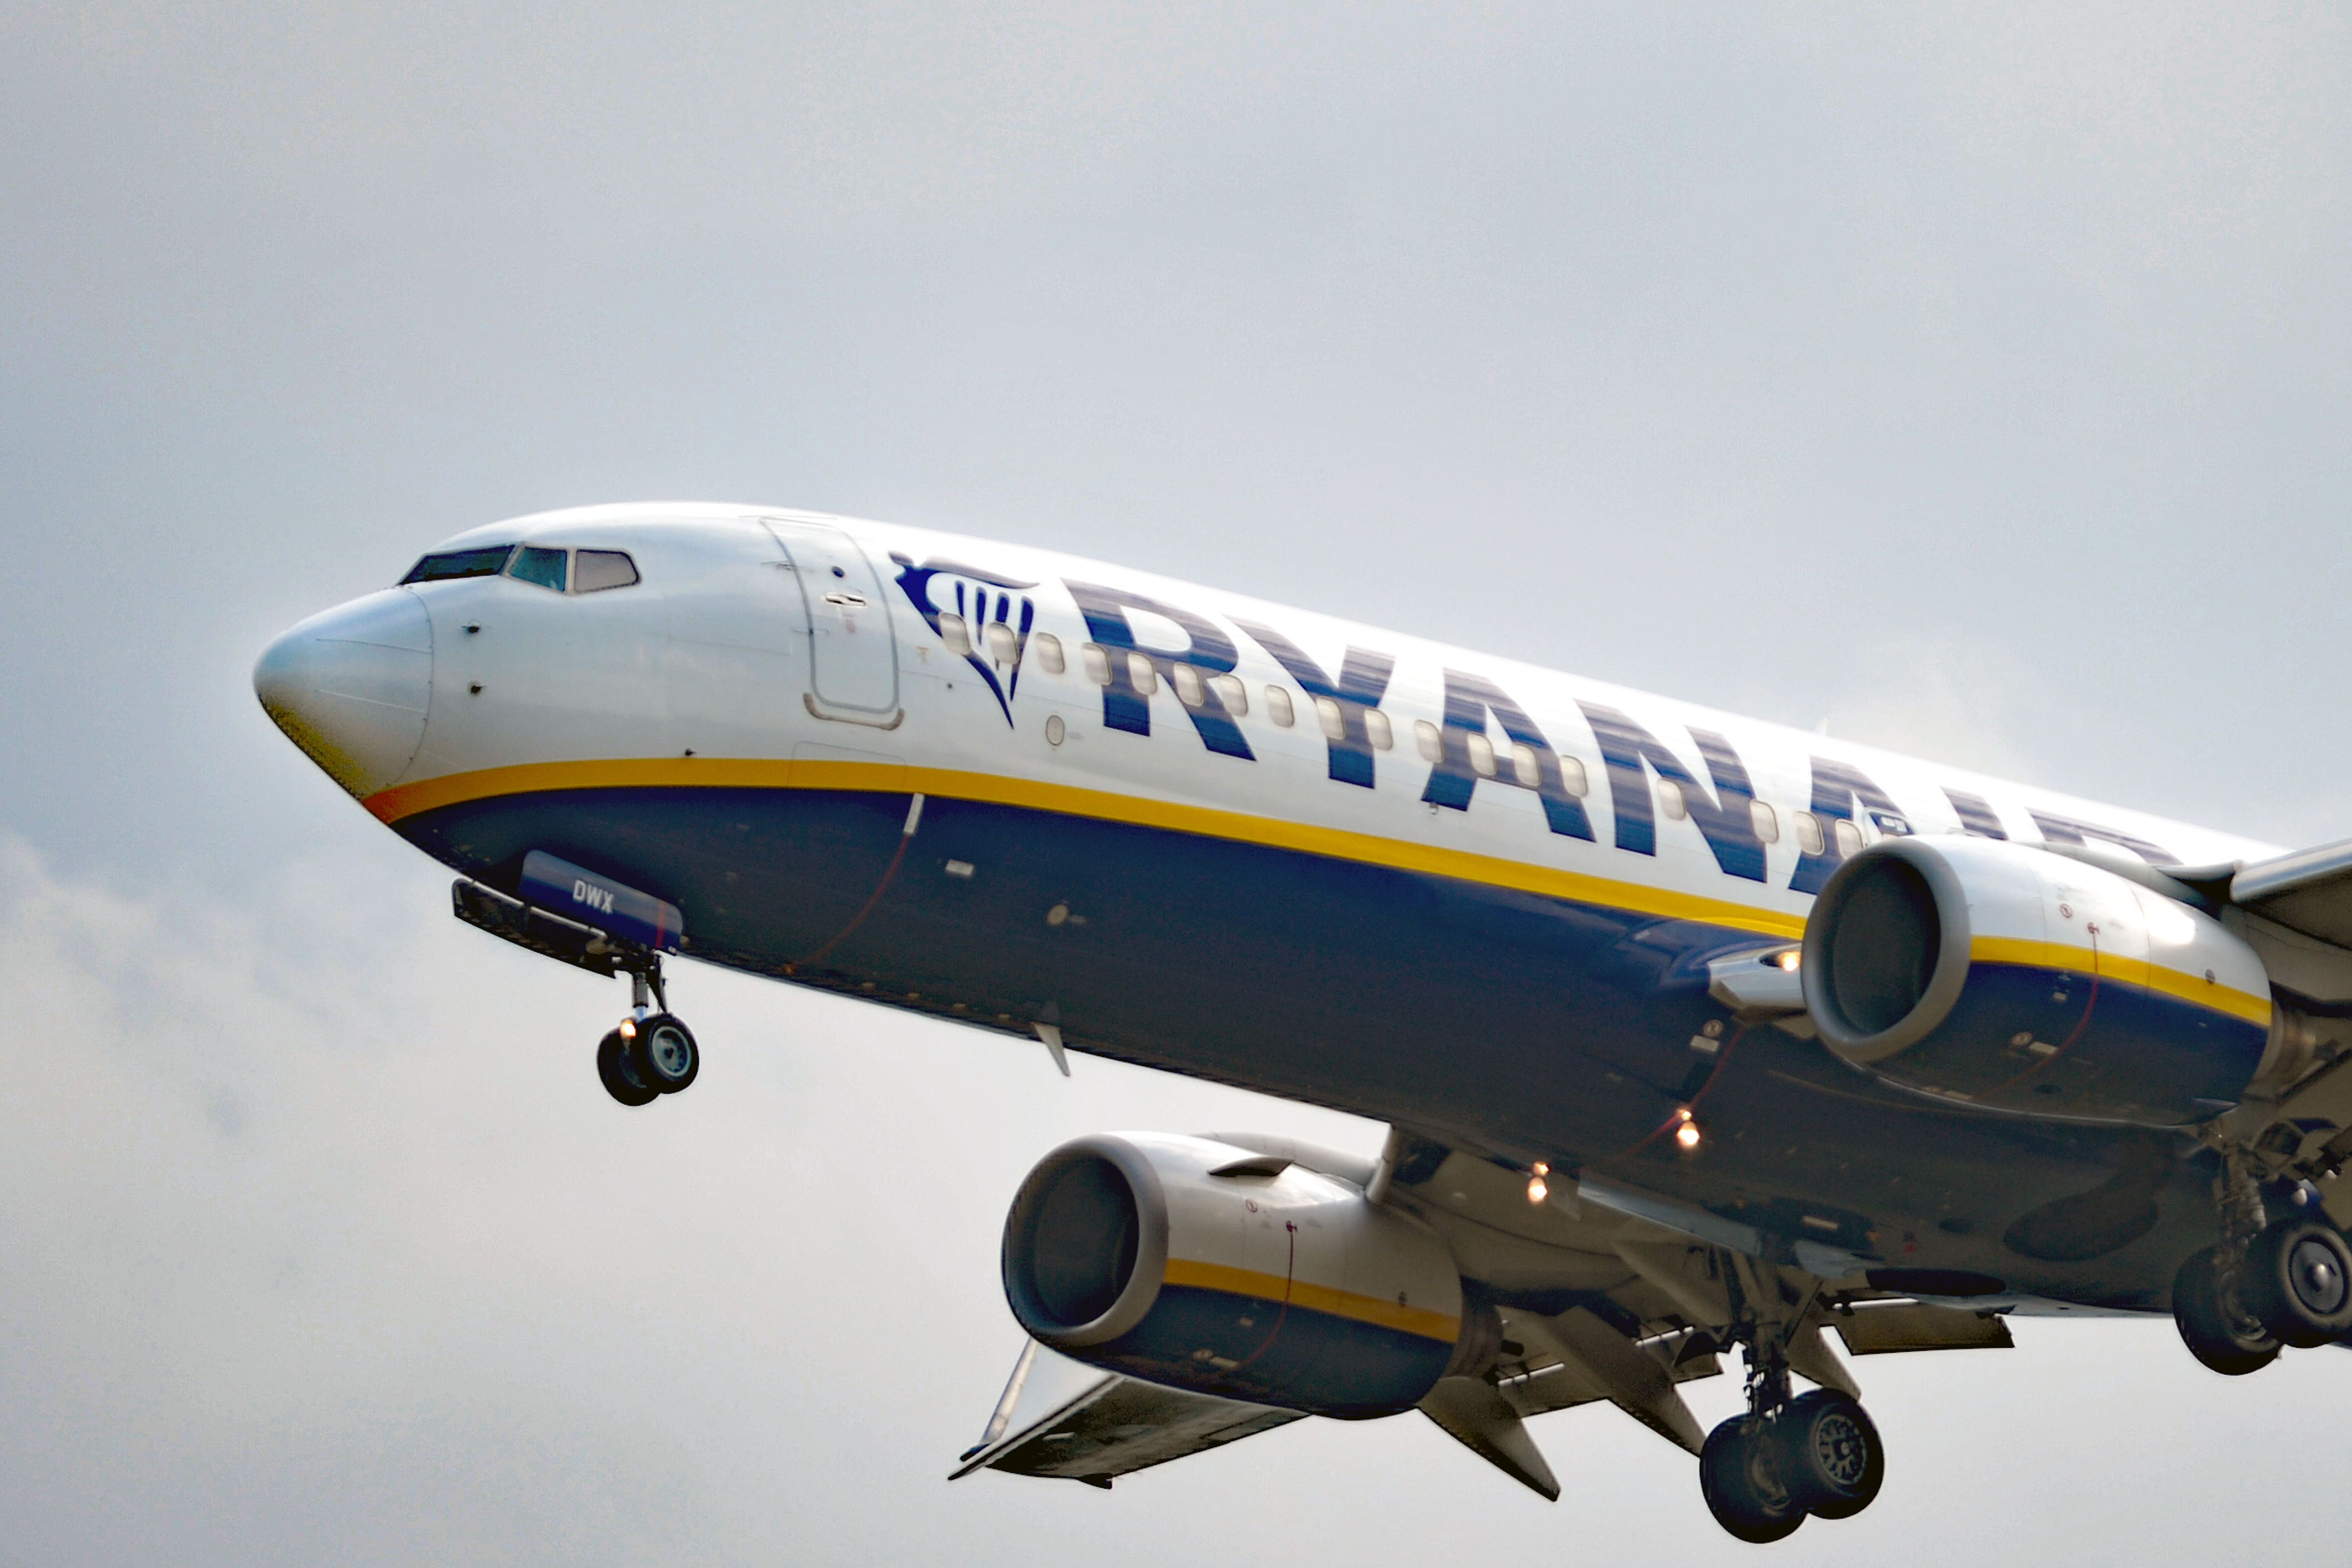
450;870;702;1109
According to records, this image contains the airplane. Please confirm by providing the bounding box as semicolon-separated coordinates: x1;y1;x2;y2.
252;502;2352;1541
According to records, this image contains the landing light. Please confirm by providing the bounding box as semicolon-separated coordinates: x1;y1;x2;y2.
1776;950;1801;972
1526;1176;1548;1205
1675;1116;1703;1151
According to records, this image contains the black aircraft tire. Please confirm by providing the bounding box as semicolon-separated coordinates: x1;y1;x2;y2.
597;1028;659;1107
2172;1248;2281;1375
1699;1416;1805;1544
2243;1221;2352;1349
1775;1389;1884;1519
627;1013;700;1095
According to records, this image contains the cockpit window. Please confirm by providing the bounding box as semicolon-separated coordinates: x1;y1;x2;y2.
507;545;568;592
400;541;639;593
402;544;516;584
574;549;640;592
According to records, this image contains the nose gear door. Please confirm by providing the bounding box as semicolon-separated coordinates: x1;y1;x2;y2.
765;519;902;725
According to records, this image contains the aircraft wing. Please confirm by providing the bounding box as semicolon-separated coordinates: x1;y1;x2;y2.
2234;839;2352;949
950;1340;1302;1488
956;1129;2011;1503
1359;1127;2015;1495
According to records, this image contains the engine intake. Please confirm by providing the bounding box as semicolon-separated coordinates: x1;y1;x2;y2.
1802;836;2281;1124
1002;1133;1470;1416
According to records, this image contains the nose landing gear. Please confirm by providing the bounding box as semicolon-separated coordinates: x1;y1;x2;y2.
595;961;700;1109
447;869;701;1111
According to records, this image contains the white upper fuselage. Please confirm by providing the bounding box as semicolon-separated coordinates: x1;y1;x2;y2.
309;501;2275;946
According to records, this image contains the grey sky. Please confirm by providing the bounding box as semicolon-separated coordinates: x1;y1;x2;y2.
4;4;2351;1562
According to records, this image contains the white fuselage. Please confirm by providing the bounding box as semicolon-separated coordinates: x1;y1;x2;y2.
320;501;2273;939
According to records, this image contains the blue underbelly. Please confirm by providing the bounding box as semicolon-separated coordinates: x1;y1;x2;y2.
397;783;2226;1309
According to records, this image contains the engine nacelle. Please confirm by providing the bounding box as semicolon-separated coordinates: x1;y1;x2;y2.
1000;1133;1471;1416
1801;835;2284;1124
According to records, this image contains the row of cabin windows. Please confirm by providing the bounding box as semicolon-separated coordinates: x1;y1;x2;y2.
939;621;1877;855
932;625;1366;741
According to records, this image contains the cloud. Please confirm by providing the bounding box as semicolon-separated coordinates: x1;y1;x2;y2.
6;2;2352;1556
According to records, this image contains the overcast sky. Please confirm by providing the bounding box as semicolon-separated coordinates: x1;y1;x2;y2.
6;4;2352;1563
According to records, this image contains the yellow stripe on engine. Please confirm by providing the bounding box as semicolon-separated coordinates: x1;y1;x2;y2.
1160;1257;1461;1343
1968;936;2272;1027
363;756;1808;939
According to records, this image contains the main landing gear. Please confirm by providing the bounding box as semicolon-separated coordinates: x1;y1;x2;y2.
595;960;700;1109
2173;1160;2352;1373
1699;1336;1885;1543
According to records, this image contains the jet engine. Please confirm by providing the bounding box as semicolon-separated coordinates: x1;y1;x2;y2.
1000;1132;1476;1416
1801;835;2293;1124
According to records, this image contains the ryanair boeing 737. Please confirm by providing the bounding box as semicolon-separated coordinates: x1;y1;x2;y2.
254;504;2352;1541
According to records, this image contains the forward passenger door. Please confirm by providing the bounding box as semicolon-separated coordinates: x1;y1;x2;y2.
766;519;902;725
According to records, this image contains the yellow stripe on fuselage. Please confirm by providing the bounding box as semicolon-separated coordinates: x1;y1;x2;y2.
367;758;2272;1027
364;756;1808;939
1160;1257;1460;1342
1968;936;2272;1027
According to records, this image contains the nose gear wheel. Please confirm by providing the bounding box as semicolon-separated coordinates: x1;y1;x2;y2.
594;958;700;1107
597;1028;658;1107
627;1012;700;1094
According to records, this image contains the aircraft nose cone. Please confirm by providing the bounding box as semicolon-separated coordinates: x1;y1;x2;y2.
253;587;433;799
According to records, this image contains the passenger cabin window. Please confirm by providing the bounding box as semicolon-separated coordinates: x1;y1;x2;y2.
1511;742;1541;788
402;544;515;584
1081;643;1112;685
1795;811;1826;855
1313;695;1346;739
1656;778;1688;821
507;545;568;592
1750;799;1781;844
1266;686;1295;727
1414;718;1442;761
1466;732;1498;778
573;550;639;592
1365;709;1393;751
938;613;974;656
1126;651;1159;696
1558;756;1589;798
1034;633;1066;674
1833;818;1864;856
1211;673;1247;716
985;622;1020;664
1173;664;1206;707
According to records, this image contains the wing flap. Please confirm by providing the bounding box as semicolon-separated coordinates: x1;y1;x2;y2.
978;1378;1300;1485
1833;1302;2015;1355
952;1342;1301;1487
